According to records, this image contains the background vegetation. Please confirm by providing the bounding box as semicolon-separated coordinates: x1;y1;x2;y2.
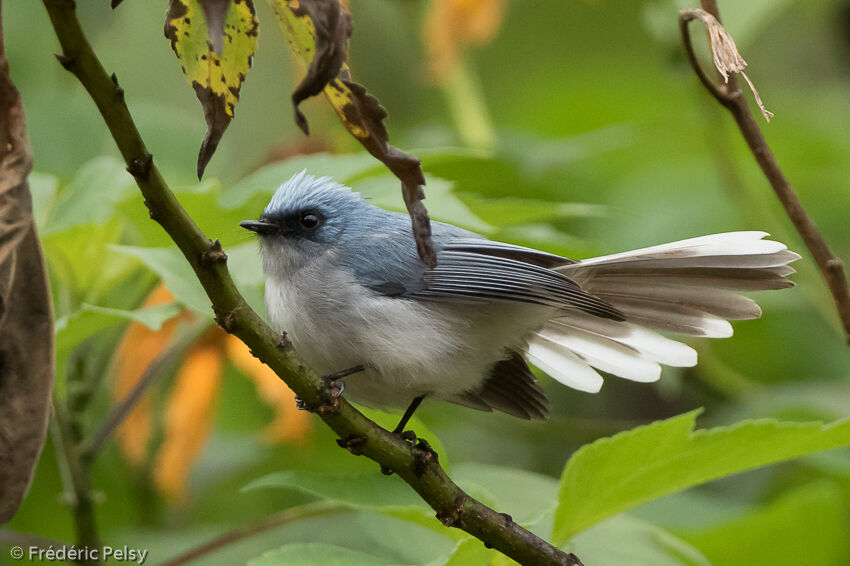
3;0;850;564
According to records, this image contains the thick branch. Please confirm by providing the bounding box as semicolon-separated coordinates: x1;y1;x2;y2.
40;2;581;564
680;2;850;346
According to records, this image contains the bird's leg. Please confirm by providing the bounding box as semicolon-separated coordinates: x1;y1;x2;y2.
393;395;425;436
295;365;365;413
381;395;438;477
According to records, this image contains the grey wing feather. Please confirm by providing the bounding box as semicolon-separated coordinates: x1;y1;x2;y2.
347;219;621;320
410;248;623;320
448;351;550;420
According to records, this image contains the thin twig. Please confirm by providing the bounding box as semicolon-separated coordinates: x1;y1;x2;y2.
160;502;344;566
82;320;211;460
39;2;583;564
51;396;99;566
679;2;850;346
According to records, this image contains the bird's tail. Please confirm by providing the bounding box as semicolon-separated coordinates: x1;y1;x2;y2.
525;232;799;393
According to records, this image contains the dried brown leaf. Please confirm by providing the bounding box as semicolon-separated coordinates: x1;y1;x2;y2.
288;0;351;135
0;22;54;525
685;9;774;122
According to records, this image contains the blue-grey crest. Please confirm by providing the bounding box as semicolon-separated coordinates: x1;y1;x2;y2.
242;171;799;431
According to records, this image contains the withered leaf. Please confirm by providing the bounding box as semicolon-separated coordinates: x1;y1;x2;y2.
267;0;436;267
0;29;54;525
286;0;351;136
199;0;232;55
165;0;258;179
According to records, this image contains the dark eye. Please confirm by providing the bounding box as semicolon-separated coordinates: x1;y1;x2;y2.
299;211;321;230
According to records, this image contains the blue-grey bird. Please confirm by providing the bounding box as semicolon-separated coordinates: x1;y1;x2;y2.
241;171;799;431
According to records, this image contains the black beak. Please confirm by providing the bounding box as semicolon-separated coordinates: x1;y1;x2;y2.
240;220;278;235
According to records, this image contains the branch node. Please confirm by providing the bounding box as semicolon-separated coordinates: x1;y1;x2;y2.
214;306;242;333
141;200;160;224
200;239;227;265
110;72;125;100
127;152;153;180
336;434;367;455
413;437;438;477
826;258;844;272
436;492;466;528
277;331;293;350
54;52;74;70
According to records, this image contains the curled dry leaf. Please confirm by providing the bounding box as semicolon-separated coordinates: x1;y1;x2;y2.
0;28;54;525
268;0;436;266
165;0;259;178
682;9;773;122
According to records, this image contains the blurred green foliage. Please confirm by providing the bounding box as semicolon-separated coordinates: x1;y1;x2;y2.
4;0;850;564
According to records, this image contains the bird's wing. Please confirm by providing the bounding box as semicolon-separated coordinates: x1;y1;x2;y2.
445;351;550;420
406;239;623;320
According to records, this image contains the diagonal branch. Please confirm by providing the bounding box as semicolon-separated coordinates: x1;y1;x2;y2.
40;2;582;564
679;1;850;346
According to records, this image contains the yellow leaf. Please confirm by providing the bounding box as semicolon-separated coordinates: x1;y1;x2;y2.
424;0;506;80
225;335;311;443
165;0;259;177
153;335;224;504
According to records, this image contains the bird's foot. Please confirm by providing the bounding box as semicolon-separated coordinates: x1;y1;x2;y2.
336;434;367;455
294;365;365;414
380;431;438;477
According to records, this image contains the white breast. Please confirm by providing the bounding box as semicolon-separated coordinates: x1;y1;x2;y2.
264;254;552;410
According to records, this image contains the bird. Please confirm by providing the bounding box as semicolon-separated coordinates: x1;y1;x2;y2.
241;170;799;433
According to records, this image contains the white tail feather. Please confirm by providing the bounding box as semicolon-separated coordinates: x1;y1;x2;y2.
526;232;796;391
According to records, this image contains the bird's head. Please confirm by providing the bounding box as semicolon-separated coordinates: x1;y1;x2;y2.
241;170;368;276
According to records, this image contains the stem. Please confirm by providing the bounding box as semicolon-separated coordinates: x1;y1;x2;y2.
160;502;343;566
51;396;100;565
680;3;850;346
40;2;582;564
441;62;496;150
82;320;211;460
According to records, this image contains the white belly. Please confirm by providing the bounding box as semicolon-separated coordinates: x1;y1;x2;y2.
264;260;553;411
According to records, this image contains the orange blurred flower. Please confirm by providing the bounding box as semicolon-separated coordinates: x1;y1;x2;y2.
424;0;506;80
112;284;311;503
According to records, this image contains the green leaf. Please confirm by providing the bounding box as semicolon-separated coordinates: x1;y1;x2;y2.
42;219;138;302
165;0;258;178
450;463;558;525
565;515;711;566
427;537;496;566
553;410;850;542
678;482;850;566
111;244;210;315
247;543;396;566
44;156;134;234
242;469;441;534
54;302;182;383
